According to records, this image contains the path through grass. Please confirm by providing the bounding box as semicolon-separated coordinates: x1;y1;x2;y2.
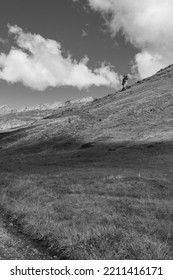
0;167;172;259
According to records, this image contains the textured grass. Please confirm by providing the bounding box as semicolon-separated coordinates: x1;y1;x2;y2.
0;65;173;259
0;168;172;259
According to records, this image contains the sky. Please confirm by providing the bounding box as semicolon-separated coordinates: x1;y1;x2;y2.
0;0;172;109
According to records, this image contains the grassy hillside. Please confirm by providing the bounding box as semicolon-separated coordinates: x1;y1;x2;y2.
0;64;173;259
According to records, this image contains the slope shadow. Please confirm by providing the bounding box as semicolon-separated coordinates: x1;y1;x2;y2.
0;129;173;180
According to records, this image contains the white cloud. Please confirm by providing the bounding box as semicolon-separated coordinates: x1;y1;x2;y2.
134;52;165;79
82;0;173;78
0;25;121;91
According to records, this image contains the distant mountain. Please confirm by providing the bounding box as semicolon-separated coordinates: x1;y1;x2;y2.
0;96;94;130
70;96;94;104
18;101;65;112
0;105;15;115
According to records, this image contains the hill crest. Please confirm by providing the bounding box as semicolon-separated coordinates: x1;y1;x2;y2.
0;64;173;147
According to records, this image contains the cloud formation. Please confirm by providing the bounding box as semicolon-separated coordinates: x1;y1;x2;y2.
0;25;121;91
83;0;173;78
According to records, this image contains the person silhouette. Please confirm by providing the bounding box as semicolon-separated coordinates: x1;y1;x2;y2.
122;74;128;91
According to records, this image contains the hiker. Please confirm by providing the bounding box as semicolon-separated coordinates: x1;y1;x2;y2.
122;74;128;91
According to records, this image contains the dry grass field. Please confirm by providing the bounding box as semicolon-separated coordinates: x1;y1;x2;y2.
0;65;173;259
0;164;172;259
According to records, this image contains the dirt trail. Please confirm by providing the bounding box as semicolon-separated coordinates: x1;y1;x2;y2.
0;212;55;260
